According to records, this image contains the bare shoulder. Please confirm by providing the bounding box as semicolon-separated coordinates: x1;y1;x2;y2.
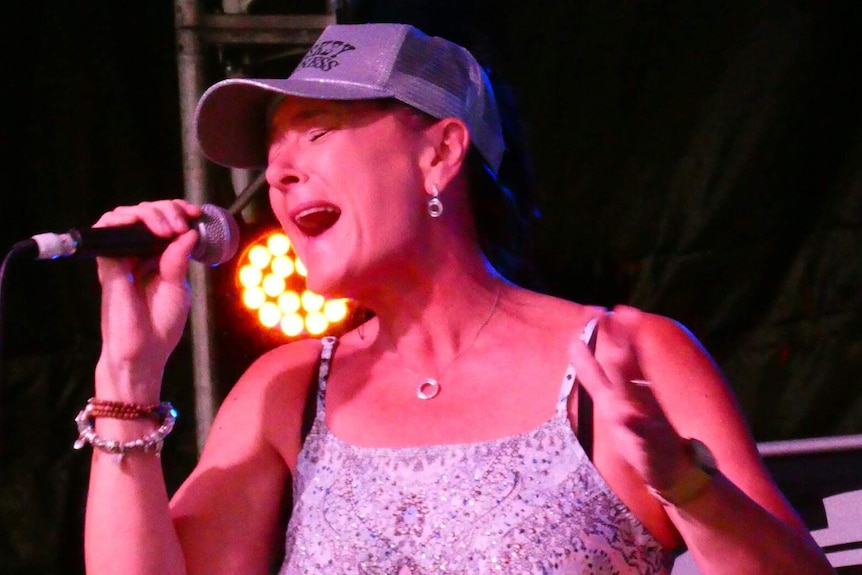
226;337;323;410
592;305;761;474
601;304;725;390
609;304;704;348
230;320;376;429
612;306;810;519
231;337;324;400
621;305;812;529
199;337;324;468
169;337;327;571
504;287;607;334
605;304;734;426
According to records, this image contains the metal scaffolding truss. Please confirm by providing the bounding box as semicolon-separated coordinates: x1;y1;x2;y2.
172;0;351;452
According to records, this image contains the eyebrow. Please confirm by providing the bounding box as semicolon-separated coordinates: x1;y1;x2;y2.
272;105;348;130
295;108;334;121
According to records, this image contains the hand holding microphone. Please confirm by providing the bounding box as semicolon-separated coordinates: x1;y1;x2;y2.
76;200;239;394
2;200;242;388
15;201;240;266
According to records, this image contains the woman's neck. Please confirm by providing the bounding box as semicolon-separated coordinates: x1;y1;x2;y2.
368;265;507;374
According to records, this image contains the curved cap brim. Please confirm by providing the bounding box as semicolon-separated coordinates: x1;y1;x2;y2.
194;77;390;170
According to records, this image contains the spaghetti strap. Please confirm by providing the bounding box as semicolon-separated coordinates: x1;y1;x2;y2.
318;336;339;393
300;336;339;443
316;335;339;410
556;317;600;411
555;317;599;461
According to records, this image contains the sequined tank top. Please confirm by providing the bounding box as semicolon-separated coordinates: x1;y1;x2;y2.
279;323;674;575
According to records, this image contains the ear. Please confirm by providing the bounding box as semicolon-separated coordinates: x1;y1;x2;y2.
420;118;470;196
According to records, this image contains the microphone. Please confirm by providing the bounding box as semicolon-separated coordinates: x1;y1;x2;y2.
15;204;240;266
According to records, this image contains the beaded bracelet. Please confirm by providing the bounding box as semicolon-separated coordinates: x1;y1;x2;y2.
87;398;164;421
73;398;177;464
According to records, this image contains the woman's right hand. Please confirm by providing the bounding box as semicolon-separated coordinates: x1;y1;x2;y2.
93;199;203;402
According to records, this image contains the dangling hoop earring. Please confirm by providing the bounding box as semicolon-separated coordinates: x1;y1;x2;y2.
427;184;444;218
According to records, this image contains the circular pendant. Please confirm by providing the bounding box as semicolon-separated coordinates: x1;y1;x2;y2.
417;378;440;400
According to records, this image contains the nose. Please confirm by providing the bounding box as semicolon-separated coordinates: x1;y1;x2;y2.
265;140;307;192
266;161;304;192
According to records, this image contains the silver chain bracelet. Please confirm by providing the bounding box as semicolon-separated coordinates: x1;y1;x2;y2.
73;400;177;464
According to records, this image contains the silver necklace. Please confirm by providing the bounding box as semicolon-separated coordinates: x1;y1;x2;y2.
400;285;502;400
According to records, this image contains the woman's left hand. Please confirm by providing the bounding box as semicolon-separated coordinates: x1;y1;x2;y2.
568;306;692;492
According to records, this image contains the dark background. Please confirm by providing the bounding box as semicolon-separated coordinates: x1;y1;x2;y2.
1;1;860;573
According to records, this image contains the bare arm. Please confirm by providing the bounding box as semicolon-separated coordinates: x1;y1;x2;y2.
169;339;319;574
84;200;201;575
85;421;187;575
81;200;314;575
86;338;317;575
569;305;835;575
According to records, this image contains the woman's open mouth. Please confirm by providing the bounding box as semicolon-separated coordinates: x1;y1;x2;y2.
293;205;341;237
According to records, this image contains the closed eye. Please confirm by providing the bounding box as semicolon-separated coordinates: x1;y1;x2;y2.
309;129;330;142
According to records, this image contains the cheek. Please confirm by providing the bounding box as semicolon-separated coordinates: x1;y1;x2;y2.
268;188;291;229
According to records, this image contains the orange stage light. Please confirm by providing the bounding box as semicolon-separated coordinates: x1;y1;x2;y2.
236;230;352;339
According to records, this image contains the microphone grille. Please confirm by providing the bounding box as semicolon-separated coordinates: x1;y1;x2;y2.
191;204;240;266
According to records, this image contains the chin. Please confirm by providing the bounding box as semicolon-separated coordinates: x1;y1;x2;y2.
303;273;331;297
303;268;348;300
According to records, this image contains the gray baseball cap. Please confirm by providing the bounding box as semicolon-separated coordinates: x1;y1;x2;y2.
194;23;505;175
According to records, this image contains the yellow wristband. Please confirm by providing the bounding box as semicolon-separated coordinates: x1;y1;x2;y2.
648;438;717;507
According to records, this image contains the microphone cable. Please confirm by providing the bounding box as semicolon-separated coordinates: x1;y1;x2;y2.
0;242;37;453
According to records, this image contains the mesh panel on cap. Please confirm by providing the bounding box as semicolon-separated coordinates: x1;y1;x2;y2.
389;28;501;173
393;33;472;110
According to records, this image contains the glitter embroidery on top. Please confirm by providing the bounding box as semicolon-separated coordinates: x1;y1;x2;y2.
279;329;674;575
